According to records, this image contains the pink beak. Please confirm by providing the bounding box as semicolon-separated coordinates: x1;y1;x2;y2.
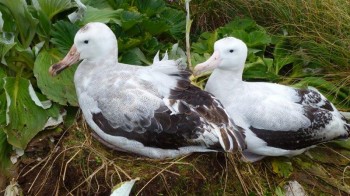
49;45;80;76
193;51;221;76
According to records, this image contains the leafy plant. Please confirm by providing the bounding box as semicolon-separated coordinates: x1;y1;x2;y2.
191;16;350;110
271;158;293;178
220;0;350;110
191;17;280;87
0;0;186;171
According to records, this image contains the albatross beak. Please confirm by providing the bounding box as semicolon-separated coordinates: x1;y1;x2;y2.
193;51;221;77
49;45;80;76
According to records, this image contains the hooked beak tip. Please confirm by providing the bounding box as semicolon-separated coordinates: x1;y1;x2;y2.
193;51;221;77
48;45;79;77
48;63;61;77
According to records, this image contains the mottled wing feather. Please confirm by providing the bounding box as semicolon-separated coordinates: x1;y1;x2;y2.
91;60;246;152
169;73;246;151
89;69;221;150
251;105;348;150
295;88;334;111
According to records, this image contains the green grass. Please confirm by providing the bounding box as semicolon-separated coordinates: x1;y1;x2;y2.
179;0;350;110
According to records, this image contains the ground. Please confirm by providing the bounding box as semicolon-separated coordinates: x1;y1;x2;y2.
1;114;349;195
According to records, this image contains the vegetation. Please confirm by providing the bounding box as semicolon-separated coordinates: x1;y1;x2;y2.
188;0;350;110
0;0;185;171
0;0;349;195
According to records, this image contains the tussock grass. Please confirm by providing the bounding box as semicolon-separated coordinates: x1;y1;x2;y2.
229;0;350;109
14;114;261;195
182;0;350;109
12;113;350;195
232;0;350;69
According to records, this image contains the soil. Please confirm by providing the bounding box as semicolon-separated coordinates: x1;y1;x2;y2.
1;117;350;195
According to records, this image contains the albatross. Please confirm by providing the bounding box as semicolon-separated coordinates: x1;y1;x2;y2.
49;23;246;159
193;37;350;161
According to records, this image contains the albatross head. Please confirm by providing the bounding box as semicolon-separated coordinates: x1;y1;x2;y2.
193;37;248;76
49;22;118;76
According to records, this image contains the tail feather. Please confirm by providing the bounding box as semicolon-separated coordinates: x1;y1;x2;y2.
230;124;247;151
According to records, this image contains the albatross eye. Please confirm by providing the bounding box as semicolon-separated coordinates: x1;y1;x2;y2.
84;40;89;44
229;49;234;53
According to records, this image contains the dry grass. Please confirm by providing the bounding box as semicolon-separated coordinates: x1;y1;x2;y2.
228;0;350;109
180;0;350;110
7;113;349;195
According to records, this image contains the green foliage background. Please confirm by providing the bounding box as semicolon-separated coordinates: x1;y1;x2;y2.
0;2;349;193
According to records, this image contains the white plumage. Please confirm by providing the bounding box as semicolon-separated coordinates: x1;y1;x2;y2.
194;37;350;162
49;23;246;159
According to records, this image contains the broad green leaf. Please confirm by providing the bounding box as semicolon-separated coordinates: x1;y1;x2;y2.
128;47;151;65
6;45;35;72
118;33;152;51
244;57;279;81
273;38;299;74
142;19;169;35
0;7;16;33
0;93;7;172
0;65;5;84
34;9;51;39
81;6;122;24
271;158;293;178
120;49;143;65
274;186;285;196
104;0;130;9
0;10;4;31
222;18;257;31
247;31;271;48
160;7;186;39
141;37;161;55
0;0;39;48
3;77;60;149
119;10;143;31
225;30;250;43
0;34;16;65
135;0;165;17
192;31;217;54
0;91;7;125
191;53;212;69
82;0;113;9
34;49;78;106
0;128;12;172
37;0;73;20
0;68;7;117
50;21;79;54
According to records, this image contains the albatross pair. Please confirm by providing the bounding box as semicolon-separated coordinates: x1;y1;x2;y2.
194;37;350;161
49;22;246;159
49;22;349;161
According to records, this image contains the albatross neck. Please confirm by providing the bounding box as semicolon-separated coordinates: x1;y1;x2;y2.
88;47;118;68
205;68;244;99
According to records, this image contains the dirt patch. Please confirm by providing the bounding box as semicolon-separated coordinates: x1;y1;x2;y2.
2;118;349;195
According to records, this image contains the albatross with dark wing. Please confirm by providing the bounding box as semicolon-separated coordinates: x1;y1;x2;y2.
49;23;246;159
193;37;350;162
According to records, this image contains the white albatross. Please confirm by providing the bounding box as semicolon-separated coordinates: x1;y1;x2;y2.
48;23;246;159
193;37;350;162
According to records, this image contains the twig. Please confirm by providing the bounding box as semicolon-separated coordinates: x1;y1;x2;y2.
136;155;189;195
228;154;249;196
185;0;193;69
